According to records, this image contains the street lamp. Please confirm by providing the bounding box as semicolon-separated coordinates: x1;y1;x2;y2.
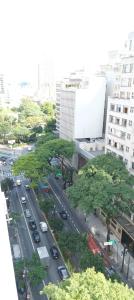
121;244;128;273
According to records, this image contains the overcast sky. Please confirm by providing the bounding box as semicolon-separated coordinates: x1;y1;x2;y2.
0;0;134;82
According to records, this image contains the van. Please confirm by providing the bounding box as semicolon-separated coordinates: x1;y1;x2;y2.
12;244;21;260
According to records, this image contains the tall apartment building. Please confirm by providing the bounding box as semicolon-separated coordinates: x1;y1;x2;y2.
105;32;134;174
56;70;106;141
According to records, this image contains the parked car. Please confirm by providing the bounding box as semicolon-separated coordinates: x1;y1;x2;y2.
59;210;68;220
105;266;116;278
16;179;21;186
16;280;26;295
39;221;48;232
21;196;26;204
57;266;69;280
50;246;59;259
25;209;31;218
29;220;37;231
32;231;40;243
25;184;30;190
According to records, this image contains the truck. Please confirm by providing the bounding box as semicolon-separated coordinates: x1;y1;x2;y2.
12;244;21;260
37;246;50;268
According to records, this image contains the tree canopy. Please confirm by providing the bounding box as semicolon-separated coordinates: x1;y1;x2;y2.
42;268;134;300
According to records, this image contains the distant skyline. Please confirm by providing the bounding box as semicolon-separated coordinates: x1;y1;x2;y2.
0;0;134;82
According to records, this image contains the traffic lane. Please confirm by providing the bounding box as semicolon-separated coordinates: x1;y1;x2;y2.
23;186;67;284
10;188;35;259
48;177;81;234
11;188;47;300
44;190;76;234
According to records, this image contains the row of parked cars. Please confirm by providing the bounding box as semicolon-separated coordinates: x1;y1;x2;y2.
18;180;69;281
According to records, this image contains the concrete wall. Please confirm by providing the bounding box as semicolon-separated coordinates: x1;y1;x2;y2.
74;76;106;139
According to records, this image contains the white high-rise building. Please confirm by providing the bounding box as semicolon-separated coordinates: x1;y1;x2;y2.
105;32;134;174
56;70;106;141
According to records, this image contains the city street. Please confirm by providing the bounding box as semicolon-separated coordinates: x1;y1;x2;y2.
8;177;67;300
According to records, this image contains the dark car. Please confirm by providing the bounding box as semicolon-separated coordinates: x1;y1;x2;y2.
50;246;59;259
25;184;30;190
59;210;68;220
16;280;26;295
105;266;116;278
32;231;40;243
29;220;37;231
57;266;69;280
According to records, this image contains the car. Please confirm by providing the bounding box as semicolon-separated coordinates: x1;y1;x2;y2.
32;230;40;243
59;210;68;220
28;146;32;151
29;220;37;231
25;209;31;218
39;221;48;232
16;179;21;186
57;266;69;280
25;184;30;190
105;266;116;278
21;196;26;204
50;246;59;259
16;280;26;295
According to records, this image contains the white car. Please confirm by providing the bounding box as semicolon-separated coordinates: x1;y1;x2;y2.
25;209;31;218
39;221;48;232
16;179;21;186
21;196;26;204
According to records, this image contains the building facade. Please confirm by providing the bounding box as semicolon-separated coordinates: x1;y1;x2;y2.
56;70;106;141
105;33;134;174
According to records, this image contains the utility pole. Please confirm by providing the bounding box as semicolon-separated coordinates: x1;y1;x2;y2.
126;255;131;280
121;244;128;273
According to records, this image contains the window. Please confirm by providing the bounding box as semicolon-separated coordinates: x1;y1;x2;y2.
114;142;117;148
130;107;134;113
130;64;134;73
110;104;115;111
127;92;130;99
128;78;132;87
122;119;127;127
132;162;134;169
108;139;111;145
115;118;120;125
123;107;128;113
127;133;131;139
120;91;125;98
132;92;134;99
109;115;113;123
129;40;132;50
120;145;124;151
124;159;128;165
126;146;129;152
116;105;121;112
129;120;132;126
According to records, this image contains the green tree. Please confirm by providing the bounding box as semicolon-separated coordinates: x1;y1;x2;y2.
42;268;134;300
41;101;55;117
49;217;64;232
67;154;134;241
12;125;30;142
39;197;54;216
58;232;80;256
26;253;46;286
1;177;14;192
19;98;42;118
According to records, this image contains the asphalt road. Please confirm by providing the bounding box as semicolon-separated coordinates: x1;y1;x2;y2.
9;177;67;300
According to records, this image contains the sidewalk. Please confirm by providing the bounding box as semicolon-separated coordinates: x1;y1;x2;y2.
52;177;134;288
75;209;134;288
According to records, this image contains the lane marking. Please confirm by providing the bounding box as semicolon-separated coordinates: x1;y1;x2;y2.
16;188;35;251
48;183;80;234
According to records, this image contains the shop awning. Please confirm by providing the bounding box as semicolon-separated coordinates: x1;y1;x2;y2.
87;233;101;255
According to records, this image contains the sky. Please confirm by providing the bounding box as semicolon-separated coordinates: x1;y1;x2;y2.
0;0;134;83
